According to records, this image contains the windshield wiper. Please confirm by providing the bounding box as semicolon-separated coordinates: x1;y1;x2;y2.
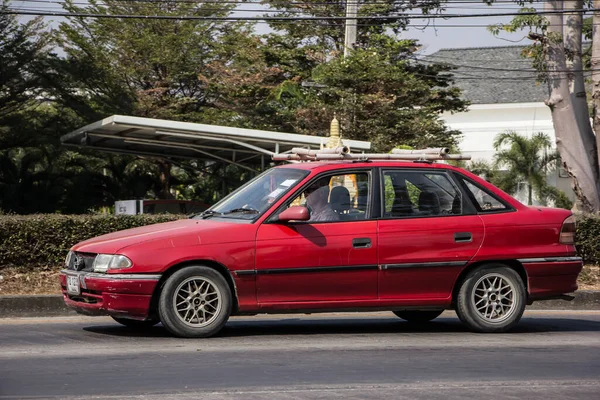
198;210;223;219
222;207;260;215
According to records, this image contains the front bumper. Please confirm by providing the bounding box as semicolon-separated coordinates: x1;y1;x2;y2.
59;270;161;320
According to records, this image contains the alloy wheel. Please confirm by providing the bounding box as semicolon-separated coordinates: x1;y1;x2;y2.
471;273;516;324
172;277;222;327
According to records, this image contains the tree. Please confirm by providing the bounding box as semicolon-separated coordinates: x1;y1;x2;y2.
0;2;52;123
591;0;600;175
51;0;268;200
3;1;467;212
487;1;600;212
260;0;467;151
0;2;65;213
493;131;565;206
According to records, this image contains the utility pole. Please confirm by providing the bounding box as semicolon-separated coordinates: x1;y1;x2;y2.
343;0;358;57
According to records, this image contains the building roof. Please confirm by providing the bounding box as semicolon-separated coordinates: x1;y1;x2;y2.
426;45;549;104
60;115;371;172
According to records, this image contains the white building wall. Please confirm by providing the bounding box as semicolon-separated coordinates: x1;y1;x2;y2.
441;102;574;204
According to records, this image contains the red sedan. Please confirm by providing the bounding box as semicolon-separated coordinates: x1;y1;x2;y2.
60;156;582;337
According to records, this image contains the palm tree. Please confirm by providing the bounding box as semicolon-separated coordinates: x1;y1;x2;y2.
493;131;562;206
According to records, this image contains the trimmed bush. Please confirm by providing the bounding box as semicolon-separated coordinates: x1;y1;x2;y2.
0;214;185;268
576;213;600;264
0;212;598;271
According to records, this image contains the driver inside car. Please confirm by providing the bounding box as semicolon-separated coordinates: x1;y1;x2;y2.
304;183;339;222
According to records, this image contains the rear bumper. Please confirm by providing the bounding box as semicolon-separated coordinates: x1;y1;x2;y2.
59;270;161;320
518;257;584;301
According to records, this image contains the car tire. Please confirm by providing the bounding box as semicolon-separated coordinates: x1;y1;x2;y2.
456;264;526;333
111;316;159;329
158;266;232;338
393;310;444;323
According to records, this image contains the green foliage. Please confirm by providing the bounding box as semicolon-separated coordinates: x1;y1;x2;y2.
2;0;466;213
1;1;262;213
0;214;184;268
260;2;468;151
576;213;600;264
263;0;444;44
486;5;549;82
53;0;279;127
309;39;466;151
0;4;53;120
493;131;564;206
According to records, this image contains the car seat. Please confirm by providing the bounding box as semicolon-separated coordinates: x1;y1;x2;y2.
390;188;413;216
418;191;441;215
330;186;351;217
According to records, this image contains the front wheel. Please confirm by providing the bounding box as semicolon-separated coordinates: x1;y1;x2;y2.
456;265;526;333
393;310;444;323
158;266;232;338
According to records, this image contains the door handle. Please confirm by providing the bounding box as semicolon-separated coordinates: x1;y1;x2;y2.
454;232;472;243
352;238;372;248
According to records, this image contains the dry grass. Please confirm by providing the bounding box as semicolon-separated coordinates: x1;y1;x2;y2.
0;266;61;296
578;265;600;290
1;265;599;296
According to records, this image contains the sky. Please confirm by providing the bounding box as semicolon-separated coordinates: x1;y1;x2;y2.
238;1;537;55
404;7;531;54
11;0;537;55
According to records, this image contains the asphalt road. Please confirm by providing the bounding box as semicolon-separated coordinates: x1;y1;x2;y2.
1;311;599;400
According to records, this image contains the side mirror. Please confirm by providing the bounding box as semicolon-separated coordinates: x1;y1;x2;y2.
278;206;310;222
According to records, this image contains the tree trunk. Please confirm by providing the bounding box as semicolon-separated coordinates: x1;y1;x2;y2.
545;1;600;212
564;0;599;181
528;183;533;205
156;159;173;199
591;0;600;183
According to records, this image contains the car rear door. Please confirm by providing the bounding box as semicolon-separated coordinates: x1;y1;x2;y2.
255;169;378;304
377;168;484;300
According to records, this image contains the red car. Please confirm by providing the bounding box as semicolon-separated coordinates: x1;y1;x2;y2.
60;153;582;337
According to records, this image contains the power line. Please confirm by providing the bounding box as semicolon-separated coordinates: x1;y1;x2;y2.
12;0;550;5
13;0;541;11
2;7;599;20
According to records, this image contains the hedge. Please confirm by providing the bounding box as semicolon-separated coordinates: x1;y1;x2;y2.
0;214;185;268
0;213;598;270
576;213;600;264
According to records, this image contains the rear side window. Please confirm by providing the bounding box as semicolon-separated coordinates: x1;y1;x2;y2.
461;179;509;212
382;170;463;218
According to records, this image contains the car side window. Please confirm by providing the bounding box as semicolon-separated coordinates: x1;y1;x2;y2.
288;172;370;222
383;170;462;218
461;179;508;212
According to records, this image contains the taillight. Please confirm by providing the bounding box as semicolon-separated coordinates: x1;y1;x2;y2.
559;215;576;244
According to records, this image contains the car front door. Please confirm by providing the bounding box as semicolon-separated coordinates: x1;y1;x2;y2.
377;168;484;300
255;170;378;304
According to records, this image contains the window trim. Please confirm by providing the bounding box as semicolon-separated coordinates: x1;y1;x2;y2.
264;168;375;224
452;172;516;214
378;168;475;220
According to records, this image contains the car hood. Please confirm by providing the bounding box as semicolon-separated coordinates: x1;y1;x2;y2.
72;218;247;254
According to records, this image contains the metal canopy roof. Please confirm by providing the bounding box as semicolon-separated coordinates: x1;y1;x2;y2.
60;115;372;172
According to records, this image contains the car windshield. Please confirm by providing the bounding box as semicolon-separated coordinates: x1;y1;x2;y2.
195;167;309;220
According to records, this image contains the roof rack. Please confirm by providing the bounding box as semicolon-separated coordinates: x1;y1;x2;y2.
272;147;471;162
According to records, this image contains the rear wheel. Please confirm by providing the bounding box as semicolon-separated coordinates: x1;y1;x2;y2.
456;265;526;333
158;266;231;338
111;316;159;329
393;310;444;323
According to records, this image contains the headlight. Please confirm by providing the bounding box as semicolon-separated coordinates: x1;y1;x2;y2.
92;254;133;273
65;251;74;267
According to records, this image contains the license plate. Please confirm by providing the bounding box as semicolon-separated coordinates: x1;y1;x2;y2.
67;275;80;295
